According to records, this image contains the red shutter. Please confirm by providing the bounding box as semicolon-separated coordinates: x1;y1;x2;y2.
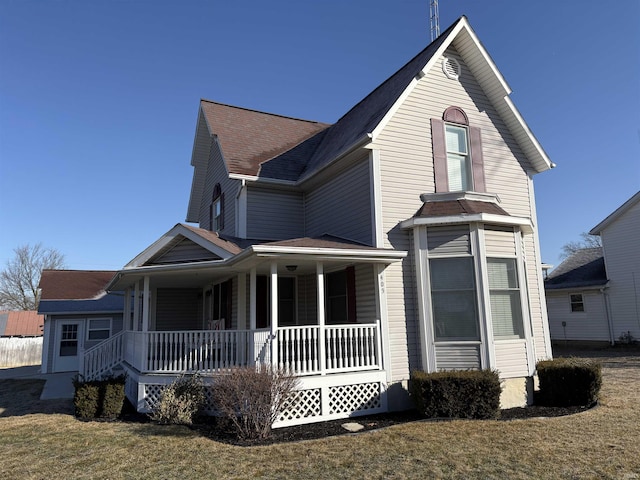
469;126;485;193
431;118;449;192
346;266;356;323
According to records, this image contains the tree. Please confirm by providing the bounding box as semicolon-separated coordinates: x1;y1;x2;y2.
0;243;65;310
560;232;602;260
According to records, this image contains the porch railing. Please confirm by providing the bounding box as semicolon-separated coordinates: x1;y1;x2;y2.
83;330;126;380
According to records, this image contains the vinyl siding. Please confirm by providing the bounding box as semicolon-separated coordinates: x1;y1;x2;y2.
155;289;201;331
355;264;377;322
435;344;481;370
304;157;373;245
246;187;304;240
494;340;529;377
484;226;517;257
149;239;220;265
600;199;640;339
198;140;240;236
546;291;610;341
375;45;543;381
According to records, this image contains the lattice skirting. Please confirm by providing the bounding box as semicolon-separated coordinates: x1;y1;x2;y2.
123;367;387;428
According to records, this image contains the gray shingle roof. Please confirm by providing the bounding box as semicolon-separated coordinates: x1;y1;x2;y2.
545;248;607;290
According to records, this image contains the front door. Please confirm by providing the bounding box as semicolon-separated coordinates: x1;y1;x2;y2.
54;320;83;372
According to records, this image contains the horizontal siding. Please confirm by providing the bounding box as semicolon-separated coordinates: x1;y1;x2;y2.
484;226;516;257
247;188;304;240
427;225;471;255
435;344;481;370
155;289;200;331
600;199;640;339
355;264;377;322
523;231;549;360
494;340;529;378
546;291;610;341
150;239;220;265
305;157;373;245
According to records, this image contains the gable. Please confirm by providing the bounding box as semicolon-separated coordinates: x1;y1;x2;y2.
145;237;222;265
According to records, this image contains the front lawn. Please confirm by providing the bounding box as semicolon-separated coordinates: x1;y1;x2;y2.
1;349;638;479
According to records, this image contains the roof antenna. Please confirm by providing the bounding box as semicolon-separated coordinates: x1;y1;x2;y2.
430;0;440;41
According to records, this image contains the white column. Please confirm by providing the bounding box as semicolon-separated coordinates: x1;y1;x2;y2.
249;268;257;366
123;288;131;331
317;262;326;375
270;262;278;369
142;276;150;332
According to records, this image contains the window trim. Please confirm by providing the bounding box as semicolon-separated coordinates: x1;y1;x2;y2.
86;317;112;342
570;293;585;313
209;183;224;232
486;257;525;339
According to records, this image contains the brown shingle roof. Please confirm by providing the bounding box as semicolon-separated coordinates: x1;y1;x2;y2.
200;100;330;177
39;270;116;300
415;199;509;217
181;224;243;255
0;311;43;336
264;235;372;250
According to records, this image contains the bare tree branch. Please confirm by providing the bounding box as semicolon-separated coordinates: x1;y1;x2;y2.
0;243;66;310
560;233;602;260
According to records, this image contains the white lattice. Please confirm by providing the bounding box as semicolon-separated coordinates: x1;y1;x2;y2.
279;388;322;421
144;384;164;411
329;382;381;415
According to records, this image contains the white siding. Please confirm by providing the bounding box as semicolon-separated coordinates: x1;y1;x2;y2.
485;226;516;257
355;264;377;322
247;187;304;240
435;344;481;370
305;157;373;245
376;45;545;381
546;291;610;341
494;340;529;378
600;199;640;339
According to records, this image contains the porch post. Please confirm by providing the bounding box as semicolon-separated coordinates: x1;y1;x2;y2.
317;262;326;375
142;276;150;372
237;272;247;330
124;288;131;330
270;262;278;369
133;281;141;331
249;268;256;365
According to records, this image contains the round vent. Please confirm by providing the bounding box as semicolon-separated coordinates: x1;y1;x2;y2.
442;56;461;80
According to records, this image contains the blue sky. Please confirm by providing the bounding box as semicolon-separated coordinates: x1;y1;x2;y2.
1;0;638;271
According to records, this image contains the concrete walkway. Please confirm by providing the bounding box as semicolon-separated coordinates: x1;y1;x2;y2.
0;365;75;400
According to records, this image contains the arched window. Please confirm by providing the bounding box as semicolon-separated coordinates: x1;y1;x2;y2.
431;107;485;193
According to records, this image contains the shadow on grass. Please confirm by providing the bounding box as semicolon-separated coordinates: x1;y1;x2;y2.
0;379;74;417
553;345;640;369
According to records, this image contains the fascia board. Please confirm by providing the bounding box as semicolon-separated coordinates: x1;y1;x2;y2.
589;191;640;235
250;245;407;262
545;283;609;293
228;173;298;187
401;213;533;232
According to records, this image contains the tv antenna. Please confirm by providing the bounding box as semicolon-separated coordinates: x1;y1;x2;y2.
430;0;440;41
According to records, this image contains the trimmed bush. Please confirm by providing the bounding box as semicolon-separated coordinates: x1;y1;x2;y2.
410;369;501;419
73;374;126;420
151;373;205;425
536;357;601;407
211;366;299;440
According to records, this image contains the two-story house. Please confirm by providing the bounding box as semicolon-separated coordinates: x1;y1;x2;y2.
40;17;554;426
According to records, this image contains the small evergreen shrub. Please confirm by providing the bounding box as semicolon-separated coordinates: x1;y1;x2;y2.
151;373;205;425
536;357;601;407
211;366;299;440
410;369;501;419
73;374;126;420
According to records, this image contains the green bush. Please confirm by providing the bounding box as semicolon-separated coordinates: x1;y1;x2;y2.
151;374;205;425
410;369;501;419
73;374;126;420
536;357;602;407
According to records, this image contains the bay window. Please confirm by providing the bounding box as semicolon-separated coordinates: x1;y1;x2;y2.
487;258;524;338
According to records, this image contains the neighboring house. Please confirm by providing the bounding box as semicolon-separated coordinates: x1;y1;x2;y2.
546;191;640;345
545;248;611;344
0;311;44;367
38;270;124;373
38;17;554;425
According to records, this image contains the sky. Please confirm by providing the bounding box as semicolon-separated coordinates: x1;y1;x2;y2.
0;0;639;271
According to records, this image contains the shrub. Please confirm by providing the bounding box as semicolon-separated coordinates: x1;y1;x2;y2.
211;366;299;440
536;357;601;407
151;373;205;425
410;369;501;419
72;374;126;420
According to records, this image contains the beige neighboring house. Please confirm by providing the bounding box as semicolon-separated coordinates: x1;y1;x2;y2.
38;16;555;426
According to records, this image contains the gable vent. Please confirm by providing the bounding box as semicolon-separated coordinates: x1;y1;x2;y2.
442;56;461;80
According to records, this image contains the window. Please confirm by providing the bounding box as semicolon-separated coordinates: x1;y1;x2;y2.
60;324;79;356
326;267;356;325
487;258;524;338
87;318;111;341
570;294;585;312
209;183;224;232
431;107;485;193
429;257;479;340
445;124;471;191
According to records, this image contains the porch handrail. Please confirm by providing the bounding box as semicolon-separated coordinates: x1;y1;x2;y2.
82;330;126;380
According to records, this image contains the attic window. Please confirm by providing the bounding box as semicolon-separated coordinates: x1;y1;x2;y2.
442;56;461;80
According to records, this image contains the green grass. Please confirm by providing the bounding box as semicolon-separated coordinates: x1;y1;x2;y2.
1;350;639;479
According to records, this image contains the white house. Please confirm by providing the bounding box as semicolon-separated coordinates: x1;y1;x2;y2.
39;16;554;426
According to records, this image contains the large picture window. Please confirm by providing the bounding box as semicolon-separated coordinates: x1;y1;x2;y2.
487;258;524;338
430;257;479;340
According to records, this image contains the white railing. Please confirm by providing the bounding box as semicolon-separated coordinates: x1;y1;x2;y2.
277;321;382;375
83;330;125;380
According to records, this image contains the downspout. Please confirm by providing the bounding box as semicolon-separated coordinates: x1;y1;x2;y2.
601;283;615;346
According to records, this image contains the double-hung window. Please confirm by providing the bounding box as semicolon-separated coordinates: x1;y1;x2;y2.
87;318;111;341
487;258;524;338
209;183;224;232
445;124;471;191
570;294;585;312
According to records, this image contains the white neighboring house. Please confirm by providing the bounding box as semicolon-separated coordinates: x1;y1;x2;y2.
546;191;640;345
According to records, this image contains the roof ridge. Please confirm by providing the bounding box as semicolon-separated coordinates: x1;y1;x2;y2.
200;98;331;127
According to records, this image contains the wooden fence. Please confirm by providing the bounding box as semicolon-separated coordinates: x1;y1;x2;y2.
0;337;43;367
